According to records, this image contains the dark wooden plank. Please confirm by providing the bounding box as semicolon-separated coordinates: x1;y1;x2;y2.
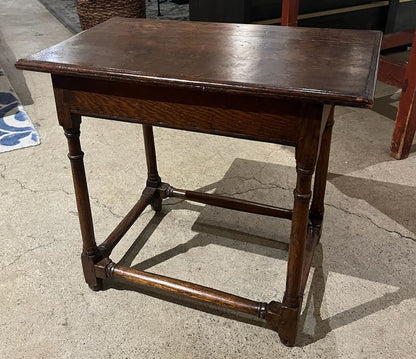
166;185;293;219
16;18;381;107
64;87;304;145
51;74;318;147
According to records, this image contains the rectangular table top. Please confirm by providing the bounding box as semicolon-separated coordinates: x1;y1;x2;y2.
16;18;382;107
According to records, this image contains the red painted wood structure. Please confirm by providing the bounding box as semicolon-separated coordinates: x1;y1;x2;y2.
379;29;416;159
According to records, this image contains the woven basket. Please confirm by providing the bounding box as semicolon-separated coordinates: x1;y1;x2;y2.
76;0;146;30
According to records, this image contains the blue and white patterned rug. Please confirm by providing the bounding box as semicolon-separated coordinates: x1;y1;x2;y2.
0;67;40;153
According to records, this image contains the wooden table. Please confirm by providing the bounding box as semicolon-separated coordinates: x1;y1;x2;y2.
16;18;381;346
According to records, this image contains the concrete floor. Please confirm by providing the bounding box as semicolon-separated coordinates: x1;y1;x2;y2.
1;0;415;358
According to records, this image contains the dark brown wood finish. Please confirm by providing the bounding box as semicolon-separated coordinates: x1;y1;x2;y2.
98;188;155;256
95;259;268;317
17;17;380;108
158;183;293;219
16;18;381;347
142;125;163;211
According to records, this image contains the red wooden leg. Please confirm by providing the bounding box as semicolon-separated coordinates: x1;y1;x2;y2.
391;30;416;159
281;0;299;27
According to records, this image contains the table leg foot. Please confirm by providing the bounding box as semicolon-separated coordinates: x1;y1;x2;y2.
265;301;299;347
81;251;104;291
277;307;299;347
88;280;103;291
150;195;162;212
309;219;323;244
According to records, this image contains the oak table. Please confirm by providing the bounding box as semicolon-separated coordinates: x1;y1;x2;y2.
16;18;381;346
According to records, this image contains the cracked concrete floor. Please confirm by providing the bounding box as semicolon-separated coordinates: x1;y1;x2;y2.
1;0;415;358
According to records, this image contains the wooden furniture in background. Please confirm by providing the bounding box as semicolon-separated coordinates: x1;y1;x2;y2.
378;29;416;159
281;0;299;26
16;18;381;346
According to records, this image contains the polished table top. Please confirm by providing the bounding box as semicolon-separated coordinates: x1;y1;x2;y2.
16;17;382;107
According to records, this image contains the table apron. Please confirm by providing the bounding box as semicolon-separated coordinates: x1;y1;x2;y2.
52;76;324;146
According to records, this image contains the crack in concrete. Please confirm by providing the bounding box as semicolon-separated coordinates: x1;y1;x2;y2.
221;185;285;196
0;163;7;180
200;152;222;166
89;196;124;219
1;163;122;219
1;163;73;196
223;174;292;192
326;203;416;242
220;175;415;242
4;237;58;268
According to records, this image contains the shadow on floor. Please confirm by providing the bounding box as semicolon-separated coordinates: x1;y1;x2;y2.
373;94;399;121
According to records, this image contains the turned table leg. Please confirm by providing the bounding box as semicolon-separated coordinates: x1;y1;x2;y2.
270;105;325;346
279;165;315;345
63;117;102;290
142;124;162;211
53;85;103;290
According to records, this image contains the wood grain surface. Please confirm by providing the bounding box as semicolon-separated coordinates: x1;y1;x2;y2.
16;17;381;107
